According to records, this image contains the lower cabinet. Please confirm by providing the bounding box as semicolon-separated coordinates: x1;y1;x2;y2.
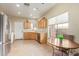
23;32;47;44
37;33;47;44
40;33;47;44
23;32;37;40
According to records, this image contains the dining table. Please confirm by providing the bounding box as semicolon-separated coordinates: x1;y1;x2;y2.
49;38;79;56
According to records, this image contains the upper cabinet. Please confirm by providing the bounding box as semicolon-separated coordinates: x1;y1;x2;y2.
38;17;47;29
24;20;31;29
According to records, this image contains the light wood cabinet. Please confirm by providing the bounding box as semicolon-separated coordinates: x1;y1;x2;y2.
23;32;37;40
37;33;47;44
24;20;31;29
38;17;47;28
40;33;47;44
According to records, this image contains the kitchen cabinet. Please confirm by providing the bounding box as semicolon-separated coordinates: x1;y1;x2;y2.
23;32;37;40
38;17;47;28
24;20;31;29
40;33;47;44
37;33;40;43
37;33;47;44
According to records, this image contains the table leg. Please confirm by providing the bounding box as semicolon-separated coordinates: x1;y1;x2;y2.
62;50;63;56
64;49;70;56
52;46;54;56
67;49;70;56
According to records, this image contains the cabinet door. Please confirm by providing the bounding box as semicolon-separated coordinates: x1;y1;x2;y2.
38;17;47;28
23;32;37;40
28;21;31;29
40;33;47;44
24;20;31;29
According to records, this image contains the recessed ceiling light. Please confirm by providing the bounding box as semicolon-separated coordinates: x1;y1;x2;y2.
16;4;20;7
18;12;21;15
33;8;37;11
1;12;4;15
30;14;33;16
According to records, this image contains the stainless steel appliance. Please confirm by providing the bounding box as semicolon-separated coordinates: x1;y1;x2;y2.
0;13;11;56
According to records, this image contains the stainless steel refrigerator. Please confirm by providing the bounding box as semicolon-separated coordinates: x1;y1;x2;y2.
0;13;11;56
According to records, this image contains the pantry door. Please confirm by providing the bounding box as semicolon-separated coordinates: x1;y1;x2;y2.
14;21;23;39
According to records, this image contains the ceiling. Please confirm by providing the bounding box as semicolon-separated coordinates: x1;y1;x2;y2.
0;3;55;19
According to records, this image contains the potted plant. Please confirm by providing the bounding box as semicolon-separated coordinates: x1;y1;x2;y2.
56;34;64;46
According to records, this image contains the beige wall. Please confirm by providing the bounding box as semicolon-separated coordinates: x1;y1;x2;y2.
8;16;27;40
8;16;25;32
44;3;79;43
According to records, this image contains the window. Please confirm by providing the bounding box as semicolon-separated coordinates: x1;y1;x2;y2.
48;12;69;43
55;23;69;35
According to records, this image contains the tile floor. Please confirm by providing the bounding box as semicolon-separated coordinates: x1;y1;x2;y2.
8;40;53;56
